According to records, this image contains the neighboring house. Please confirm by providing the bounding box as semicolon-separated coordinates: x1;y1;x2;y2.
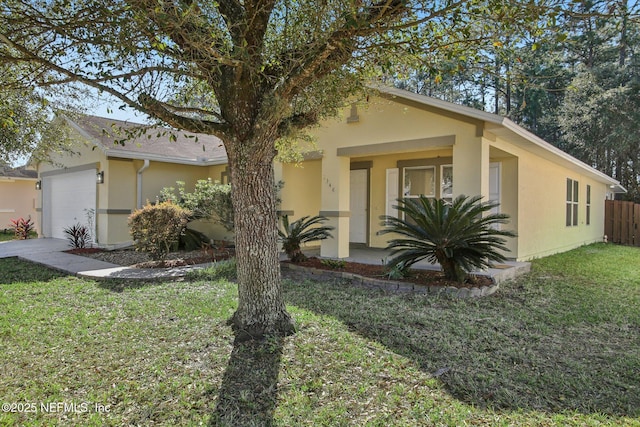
36;115;230;248
37;86;625;260
0;164;38;231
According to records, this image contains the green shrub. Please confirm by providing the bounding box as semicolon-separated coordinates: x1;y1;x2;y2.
278;215;334;263
378;195;516;283
9;216;35;240
321;259;346;269
128;201;191;260
159;179;284;234
186;258;237;281
159;179;234;231
385;263;409;280
63;223;92;248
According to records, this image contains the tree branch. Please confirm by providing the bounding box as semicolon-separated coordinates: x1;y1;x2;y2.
274;0;410;98
277;111;319;137
138;93;230;136
146;99;225;123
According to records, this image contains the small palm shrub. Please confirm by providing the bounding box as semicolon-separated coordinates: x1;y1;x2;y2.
279;215;334;262
321;259;346;269
378;195;516;283
129;201;191;260
63;223;92;248
9;216;35;240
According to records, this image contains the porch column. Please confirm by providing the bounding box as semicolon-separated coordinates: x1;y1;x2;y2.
319;153;350;258
452;136;490;200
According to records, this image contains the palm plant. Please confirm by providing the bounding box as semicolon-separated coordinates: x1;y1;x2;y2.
279;215;334;263
378;195;516;283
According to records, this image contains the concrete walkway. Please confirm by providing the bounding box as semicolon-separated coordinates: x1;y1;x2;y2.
0;238;210;280
0;238;530;284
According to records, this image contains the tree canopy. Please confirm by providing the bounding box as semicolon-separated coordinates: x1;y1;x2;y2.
0;67;81;165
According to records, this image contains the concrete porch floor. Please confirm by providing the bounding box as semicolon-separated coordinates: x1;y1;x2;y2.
294;245;531;284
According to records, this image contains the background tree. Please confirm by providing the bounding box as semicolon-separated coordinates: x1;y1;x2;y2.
0;0;553;338
0;68;81;165
391;1;640;201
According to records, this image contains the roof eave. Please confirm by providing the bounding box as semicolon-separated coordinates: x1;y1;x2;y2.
106;150;228;166
371;85;623;190
0;176;38;182
500;119;623;188
63;116;109;156
371;85;504;125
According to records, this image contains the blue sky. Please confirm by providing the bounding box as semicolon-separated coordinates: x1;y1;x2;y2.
90;93;149;124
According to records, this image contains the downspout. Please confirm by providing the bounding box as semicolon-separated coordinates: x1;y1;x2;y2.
137;159;150;209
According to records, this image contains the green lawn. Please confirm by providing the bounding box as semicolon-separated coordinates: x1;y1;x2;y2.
0;243;638;426
0;230;38;242
0;230;15;242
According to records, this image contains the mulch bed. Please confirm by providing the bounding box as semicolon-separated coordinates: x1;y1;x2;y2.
288;257;493;289
67;247;492;289
66;248;103;254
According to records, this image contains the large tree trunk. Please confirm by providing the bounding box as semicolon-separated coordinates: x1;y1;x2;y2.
226;137;295;341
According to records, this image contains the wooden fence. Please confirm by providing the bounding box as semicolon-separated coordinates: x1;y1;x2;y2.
605;200;640;246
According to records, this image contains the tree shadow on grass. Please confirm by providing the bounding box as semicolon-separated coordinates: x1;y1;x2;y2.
283;278;640;418
96;278;173;293
210;336;284;426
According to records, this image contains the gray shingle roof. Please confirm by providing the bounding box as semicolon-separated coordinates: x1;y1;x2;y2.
67;115;228;165
0;164;38;179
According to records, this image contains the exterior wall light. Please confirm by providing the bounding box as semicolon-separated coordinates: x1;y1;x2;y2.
96;171;105;184
35;180;42;190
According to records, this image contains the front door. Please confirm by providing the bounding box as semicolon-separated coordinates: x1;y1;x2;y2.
349;169;368;244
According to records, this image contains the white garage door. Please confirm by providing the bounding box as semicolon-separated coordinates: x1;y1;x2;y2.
43;169;96;240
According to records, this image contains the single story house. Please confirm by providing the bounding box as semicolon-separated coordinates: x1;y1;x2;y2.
0;163;38;231
36;87;624;260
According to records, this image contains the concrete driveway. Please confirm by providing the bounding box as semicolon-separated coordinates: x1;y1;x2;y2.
0;238;70;258
0;238;123;274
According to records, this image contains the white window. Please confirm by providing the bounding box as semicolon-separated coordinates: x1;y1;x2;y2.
586;185;591;226
566;178;579;227
440;165;453;203
403;166;435;199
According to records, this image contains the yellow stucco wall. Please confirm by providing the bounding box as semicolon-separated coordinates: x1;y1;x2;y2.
38;138;105;174
103;161;224;247
280;160;322;220
0;179;38;232
97;158;137;245
316;97;478;148
497;142;607;260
